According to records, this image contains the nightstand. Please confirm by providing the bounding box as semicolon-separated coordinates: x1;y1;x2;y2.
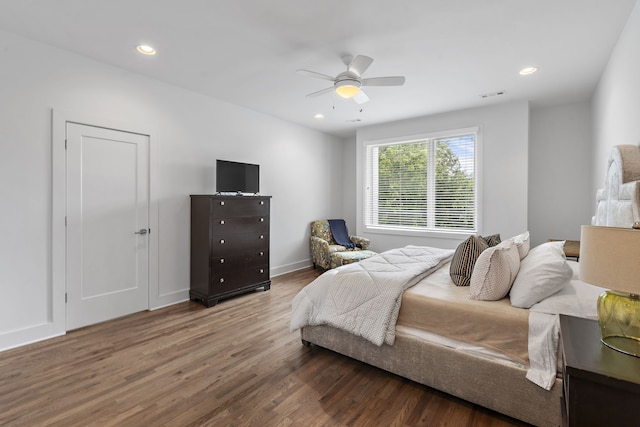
548;239;580;260
560;315;640;426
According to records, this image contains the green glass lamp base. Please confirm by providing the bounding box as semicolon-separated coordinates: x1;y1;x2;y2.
597;290;640;357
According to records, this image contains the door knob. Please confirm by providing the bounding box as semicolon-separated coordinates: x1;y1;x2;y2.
134;229;148;235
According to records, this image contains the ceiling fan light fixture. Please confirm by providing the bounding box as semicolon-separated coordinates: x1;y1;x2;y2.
335;80;361;98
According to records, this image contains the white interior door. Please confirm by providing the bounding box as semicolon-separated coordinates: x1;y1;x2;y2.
66;122;149;330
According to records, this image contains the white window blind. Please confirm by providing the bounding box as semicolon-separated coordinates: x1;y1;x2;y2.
365;130;477;233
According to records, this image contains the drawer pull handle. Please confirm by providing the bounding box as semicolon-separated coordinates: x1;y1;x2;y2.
260;218;264;222
259;251;264;256
219;278;224;283
259;201;264;205
260;269;264;274
220;220;225;225
220;201;225;206
220;258;225;264
259;235;264;239
220;239;225;244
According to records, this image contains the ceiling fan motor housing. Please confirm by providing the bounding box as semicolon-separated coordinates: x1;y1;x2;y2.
336;71;362;84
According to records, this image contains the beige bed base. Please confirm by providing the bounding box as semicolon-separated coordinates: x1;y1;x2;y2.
301;325;562;427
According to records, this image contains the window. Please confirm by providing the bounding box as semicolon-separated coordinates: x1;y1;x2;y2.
365;128;477;234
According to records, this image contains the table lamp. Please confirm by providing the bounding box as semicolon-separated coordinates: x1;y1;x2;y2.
580;225;640;357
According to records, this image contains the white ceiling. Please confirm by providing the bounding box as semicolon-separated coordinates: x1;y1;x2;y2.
0;0;636;137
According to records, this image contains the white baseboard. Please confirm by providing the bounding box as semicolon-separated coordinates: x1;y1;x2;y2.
270;259;312;277
0;322;65;353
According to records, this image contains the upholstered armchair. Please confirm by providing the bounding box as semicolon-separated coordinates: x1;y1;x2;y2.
310;220;376;270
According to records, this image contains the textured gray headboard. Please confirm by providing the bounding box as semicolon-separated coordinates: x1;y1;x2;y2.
592;145;640;227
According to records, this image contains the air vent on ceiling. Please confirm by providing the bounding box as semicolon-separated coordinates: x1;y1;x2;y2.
479;90;506;99
346;118;362;123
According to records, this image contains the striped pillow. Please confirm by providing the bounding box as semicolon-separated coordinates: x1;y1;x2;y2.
483;233;502;247
450;235;489;286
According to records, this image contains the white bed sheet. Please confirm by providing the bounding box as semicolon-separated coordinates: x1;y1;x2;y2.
526;269;604;389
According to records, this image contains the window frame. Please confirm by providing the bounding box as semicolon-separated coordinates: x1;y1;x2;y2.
362;126;482;239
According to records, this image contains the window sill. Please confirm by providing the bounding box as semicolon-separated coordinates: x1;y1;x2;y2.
364;225;475;240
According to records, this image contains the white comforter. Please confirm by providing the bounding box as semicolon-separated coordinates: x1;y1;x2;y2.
290;246;454;346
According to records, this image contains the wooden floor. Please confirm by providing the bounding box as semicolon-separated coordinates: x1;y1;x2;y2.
0;268;530;427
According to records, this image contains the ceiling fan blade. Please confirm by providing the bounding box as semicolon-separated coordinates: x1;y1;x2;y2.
296;69;336;82
348;55;374;76
306;86;335;97
353;90;369;104
362;76;406;86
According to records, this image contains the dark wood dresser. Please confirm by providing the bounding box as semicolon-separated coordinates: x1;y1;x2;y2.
560;314;640;426
190;194;271;307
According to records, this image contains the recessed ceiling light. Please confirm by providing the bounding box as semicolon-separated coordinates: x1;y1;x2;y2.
314;113;325;119
519;66;538;75
136;45;156;55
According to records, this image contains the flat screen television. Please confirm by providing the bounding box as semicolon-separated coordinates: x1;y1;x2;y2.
216;159;260;194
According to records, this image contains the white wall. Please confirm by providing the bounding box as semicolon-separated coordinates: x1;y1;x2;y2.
0;29;345;351
341;137;358;228
528;101;593;246
592;2;640;197
352;101;530;252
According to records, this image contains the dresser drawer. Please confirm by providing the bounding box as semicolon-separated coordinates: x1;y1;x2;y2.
211;250;269;272
211;233;269;255
210;216;269;234
210;197;269;218
211;266;270;294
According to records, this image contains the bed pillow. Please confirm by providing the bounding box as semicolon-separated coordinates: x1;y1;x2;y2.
483;233;502;247
469;240;520;301
510;231;530;260
510;241;573;308
450;235;490;287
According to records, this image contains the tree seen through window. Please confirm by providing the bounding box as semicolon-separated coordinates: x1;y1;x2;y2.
367;133;476;232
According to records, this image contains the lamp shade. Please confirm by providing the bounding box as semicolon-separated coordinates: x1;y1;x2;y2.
579;225;640;294
580;225;640;356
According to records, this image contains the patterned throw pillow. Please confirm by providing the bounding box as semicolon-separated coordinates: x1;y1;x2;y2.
470;240;521;301
450;235;490;286
483;233;502;247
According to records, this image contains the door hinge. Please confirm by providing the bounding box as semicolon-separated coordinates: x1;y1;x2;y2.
65;139;68;149
65;216;67;226
65;293;68;303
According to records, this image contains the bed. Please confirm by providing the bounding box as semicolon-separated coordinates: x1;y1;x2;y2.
292;144;640;426
291;240;603;427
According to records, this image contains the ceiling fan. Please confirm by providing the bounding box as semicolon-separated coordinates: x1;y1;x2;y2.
297;55;405;104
